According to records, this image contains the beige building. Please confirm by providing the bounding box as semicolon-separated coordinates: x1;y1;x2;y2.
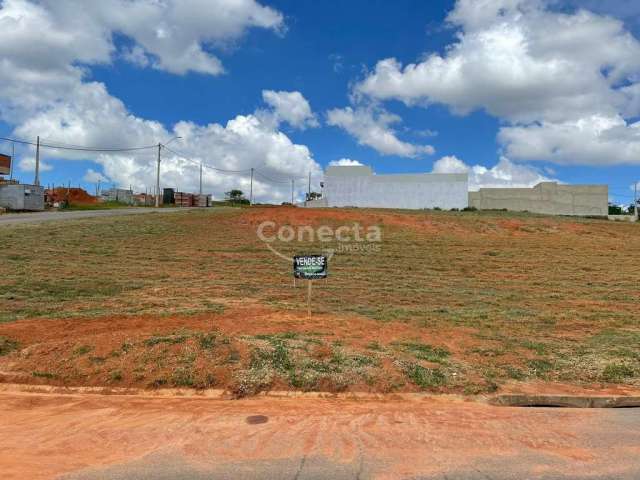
468;182;608;217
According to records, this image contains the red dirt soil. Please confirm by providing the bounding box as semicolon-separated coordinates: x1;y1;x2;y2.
0;304;480;392
1;303;635;397
46;187;97;204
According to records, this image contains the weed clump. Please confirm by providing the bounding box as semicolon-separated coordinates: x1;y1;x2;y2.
601;364;635;383
144;332;190;347
399;361;446;389
0;336;19;356
394;342;450;364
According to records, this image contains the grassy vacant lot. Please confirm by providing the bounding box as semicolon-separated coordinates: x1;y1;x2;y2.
0;207;638;396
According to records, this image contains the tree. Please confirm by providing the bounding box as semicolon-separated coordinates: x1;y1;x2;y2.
305;192;322;201
225;189;249;205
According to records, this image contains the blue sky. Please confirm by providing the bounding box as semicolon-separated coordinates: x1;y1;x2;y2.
1;0;639;204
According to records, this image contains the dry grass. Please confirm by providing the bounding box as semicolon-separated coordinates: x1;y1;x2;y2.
0;207;638;394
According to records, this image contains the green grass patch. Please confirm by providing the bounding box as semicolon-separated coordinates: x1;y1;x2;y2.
73;345;93;356
0;336;19;356
144;332;191;347
601;364;635;383
63;201;134;211
400;362;447;389
527;359;554;378
393;342;450;364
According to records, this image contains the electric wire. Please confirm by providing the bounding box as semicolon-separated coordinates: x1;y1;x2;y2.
0;135;157;153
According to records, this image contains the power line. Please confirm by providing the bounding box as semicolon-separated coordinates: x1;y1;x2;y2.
0;134;311;187
253;169;292;184
162;145;251;174
0;135;157;153
163;145;307;184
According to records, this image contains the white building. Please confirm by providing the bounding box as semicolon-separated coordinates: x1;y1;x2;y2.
321;165;468;210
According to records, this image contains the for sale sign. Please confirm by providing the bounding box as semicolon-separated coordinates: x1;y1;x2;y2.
0;154;10;175
293;255;327;280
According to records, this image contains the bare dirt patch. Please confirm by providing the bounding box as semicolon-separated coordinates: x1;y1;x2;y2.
0;304;488;394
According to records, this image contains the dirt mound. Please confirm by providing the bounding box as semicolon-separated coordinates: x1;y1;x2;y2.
239;206;598;238
0;305;497;395
46;187;97;205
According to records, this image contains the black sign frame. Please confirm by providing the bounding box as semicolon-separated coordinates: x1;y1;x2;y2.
293;254;328;280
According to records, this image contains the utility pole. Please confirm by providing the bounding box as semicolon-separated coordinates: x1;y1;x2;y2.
155;143;161;208
199;162;203;195
154;136;181;207
249;167;254;204
9;141;14;181
308;171;311;201
635;181;638;222
34;136;40;186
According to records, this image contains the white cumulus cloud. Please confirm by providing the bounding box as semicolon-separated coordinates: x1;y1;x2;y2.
328;158;364;166
326;106;434;158
0;0;320;203
432;155;555;190
83;168;109;184
0;0;283;78
262;90;319;129
18;156;52;173
356;0;640;165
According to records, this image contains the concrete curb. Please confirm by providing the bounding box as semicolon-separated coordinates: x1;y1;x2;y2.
0;383;466;402
489;394;640;408
2;384;640;407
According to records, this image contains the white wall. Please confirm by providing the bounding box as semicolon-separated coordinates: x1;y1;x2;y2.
324;166;468;210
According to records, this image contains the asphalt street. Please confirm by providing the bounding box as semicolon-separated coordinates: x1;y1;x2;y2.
0;389;638;480
0;207;199;226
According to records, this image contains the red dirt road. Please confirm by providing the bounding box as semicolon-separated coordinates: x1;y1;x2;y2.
1;388;638;480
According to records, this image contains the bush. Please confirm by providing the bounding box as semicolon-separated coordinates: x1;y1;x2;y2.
462;206;477;212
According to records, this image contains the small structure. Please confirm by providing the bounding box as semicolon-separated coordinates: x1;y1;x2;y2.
163;188;175;205
174;192;194;207
132;193;154;206
468;182;608;217
0;184;45;211
0;154;11;176
193;194;211;207
322;165;468;210
101;188;133;204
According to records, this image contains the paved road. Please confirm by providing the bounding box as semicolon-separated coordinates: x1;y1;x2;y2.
0;207;200;226
0;389;638;480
